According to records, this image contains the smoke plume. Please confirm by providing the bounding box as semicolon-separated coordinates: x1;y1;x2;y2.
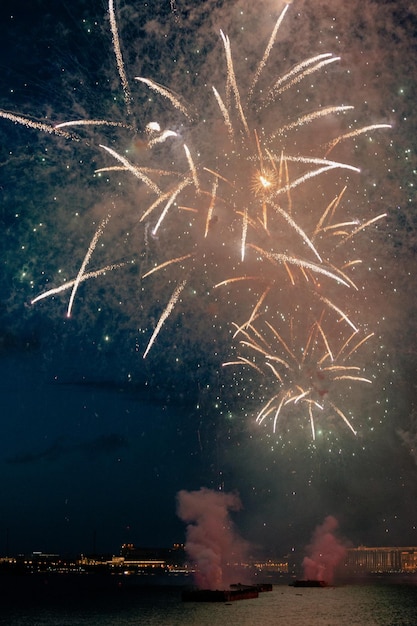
177;487;249;589
302;515;347;584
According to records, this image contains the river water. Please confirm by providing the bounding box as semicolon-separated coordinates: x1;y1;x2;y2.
1;575;416;625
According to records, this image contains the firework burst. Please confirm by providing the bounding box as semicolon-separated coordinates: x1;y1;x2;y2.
223;314;374;441
0;1;390;441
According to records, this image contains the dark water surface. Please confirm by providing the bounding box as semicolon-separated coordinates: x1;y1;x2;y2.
1;575;417;625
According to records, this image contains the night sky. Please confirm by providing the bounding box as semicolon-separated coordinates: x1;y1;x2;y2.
0;0;416;561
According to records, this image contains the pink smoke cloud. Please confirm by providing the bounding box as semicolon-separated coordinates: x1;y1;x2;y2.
177;487;250;590
302;515;347;584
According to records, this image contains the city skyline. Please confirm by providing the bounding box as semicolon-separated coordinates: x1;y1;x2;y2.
2;542;417;579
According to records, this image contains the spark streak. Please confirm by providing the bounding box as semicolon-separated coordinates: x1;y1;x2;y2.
0;111;75;139
55;119;132;129
263;54;340;106
31;262;127;305
142;253;194;279
151;178;192;235
109;0;132;115
325;124;392;156
143;280;187;359
271;105;354;138
67;214;111;318
248;244;351;288
248;4;290;100
135;77;191;119
219;30;250;137
99;144;162;195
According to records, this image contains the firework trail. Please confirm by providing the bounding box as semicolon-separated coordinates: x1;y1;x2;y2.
142;279;187;359
135;77;191;120
0;111;75;140
67;214;111;318
108;0;132;115
263;54;341;106
248;4;290;101
54;119;133;130
99;144;162;195
324;124;393;157
31;263;128;305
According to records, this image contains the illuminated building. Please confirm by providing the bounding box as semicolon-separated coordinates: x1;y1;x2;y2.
252;559;289;574
344;546;417;573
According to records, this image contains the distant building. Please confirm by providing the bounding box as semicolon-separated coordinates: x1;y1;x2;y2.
77;543;188;574
343;546;417;573
401;548;417;572
252;558;289;574
120;543;186;566
0;551;81;574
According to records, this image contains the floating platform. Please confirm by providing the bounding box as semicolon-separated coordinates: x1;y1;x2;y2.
290;579;328;588
182;583;272;602
231;582;273;592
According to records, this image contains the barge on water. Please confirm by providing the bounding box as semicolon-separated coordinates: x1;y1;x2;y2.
290;579;328;588
182;583;273;602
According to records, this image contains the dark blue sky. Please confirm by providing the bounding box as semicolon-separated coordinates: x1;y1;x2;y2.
0;0;416;558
